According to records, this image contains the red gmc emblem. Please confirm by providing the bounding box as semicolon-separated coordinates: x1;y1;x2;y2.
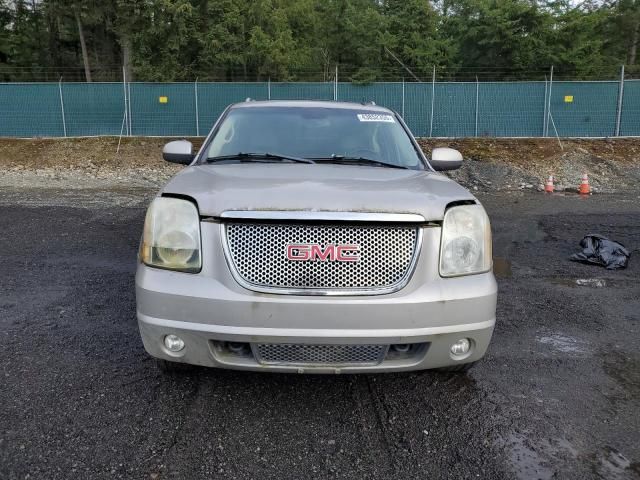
286;244;360;262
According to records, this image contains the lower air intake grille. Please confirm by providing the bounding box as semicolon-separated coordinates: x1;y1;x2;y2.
254;343;387;366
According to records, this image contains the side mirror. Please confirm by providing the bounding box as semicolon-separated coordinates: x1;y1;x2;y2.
430;147;463;171
163;140;194;165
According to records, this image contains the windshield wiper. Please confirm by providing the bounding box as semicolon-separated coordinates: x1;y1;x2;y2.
205;152;315;164
309;155;409;169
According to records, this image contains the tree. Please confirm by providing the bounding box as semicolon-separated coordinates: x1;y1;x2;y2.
438;0;557;80
0;0;637;82
607;0;640;65
382;0;454;79
314;0;385;82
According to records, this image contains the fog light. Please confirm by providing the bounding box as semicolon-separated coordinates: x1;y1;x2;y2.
450;338;470;356
164;334;185;352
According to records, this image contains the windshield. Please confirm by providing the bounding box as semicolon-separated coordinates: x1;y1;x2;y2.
203;106;424;169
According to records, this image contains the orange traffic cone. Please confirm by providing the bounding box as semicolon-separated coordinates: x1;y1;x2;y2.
544;175;554;193
578;173;591;195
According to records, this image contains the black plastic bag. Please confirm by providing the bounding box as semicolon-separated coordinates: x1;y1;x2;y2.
570;234;630;270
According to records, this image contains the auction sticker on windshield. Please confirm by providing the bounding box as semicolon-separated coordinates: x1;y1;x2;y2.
357;113;395;123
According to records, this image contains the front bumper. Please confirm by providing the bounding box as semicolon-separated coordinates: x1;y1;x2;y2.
136;224;497;374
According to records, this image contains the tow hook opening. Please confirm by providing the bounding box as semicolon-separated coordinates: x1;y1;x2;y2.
386;343;427;361
212;341;253;359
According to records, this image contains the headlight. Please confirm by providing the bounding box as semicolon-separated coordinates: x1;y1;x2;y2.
439;204;491;277
140;197;201;272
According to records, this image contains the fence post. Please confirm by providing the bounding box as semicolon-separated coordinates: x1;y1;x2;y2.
543;75;548;136
127;81;132;136
475;76;479;137
615;65;625;137
122;66;129;136
429;66;435;137
545;66;554;137
268;77;271;100
401;78;405;118
334;65;338;101
58;77;67;137
194;79;200;136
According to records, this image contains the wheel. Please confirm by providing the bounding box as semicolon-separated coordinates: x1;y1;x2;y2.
435;361;477;373
154;358;193;374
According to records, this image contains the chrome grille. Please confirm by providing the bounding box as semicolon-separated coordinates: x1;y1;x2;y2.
223;222;419;294
254;344;387;366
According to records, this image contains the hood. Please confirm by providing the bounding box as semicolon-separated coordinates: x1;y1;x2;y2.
161;164;475;221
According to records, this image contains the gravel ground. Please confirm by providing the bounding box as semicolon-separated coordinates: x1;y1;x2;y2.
421;138;640;193
1;137;640;194
0;186;639;480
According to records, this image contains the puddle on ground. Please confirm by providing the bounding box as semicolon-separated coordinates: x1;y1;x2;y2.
493;257;512;278
600;349;640;394
591;446;638;480
492;220;547;256
500;433;639;479
551;277;610;288
575;278;606;287
497;433;556;480
550;278;578;287
536;333;590;355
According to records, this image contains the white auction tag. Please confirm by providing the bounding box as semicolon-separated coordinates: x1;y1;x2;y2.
357;113;395;123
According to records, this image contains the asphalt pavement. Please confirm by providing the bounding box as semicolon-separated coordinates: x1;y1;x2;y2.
1;187;639;480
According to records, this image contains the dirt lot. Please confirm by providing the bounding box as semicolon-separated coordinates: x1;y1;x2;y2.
0;138;639;479
0;186;638;480
1;137;639;192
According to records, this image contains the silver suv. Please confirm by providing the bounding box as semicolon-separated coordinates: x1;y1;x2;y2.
136;100;496;374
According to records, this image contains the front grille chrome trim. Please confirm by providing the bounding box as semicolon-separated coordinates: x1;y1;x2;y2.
219;210;426;223
220;219;423;296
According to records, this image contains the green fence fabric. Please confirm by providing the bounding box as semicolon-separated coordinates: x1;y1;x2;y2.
620;80;640;137
549;81;619;137
339;82;403;114
403;82;432;137
129;83;197;136
433;82;476;137
1;80;639;138
0;83;64;137
271;82;333;101
197;83;269;133
62;83;125;136
479;82;546;137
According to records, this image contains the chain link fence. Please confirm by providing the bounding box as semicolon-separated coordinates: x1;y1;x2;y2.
0;79;638;138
